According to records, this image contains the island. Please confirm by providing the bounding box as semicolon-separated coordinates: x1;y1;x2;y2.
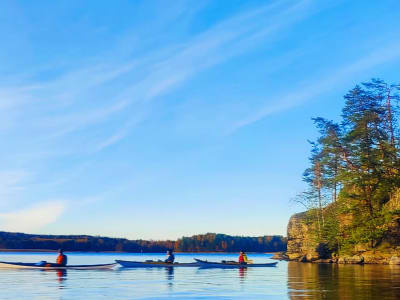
281;79;400;264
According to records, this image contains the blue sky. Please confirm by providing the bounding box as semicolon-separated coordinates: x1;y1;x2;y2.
1;0;400;240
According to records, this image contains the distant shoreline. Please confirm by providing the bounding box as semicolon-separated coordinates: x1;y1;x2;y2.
0;231;286;253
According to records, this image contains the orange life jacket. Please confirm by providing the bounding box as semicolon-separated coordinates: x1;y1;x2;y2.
56;254;67;266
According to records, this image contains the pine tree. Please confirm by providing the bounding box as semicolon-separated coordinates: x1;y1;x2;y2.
302;79;400;250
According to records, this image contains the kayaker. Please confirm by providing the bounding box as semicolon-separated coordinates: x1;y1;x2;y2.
238;251;248;264
164;249;175;264
56;249;68;266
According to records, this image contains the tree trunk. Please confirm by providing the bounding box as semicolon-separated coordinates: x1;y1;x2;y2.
386;89;395;147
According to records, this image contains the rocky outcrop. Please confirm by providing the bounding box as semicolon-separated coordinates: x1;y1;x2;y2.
271;252;289;260
286;212;319;261
284;194;400;264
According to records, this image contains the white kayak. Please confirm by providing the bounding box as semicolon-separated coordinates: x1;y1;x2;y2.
0;261;116;270
116;260;199;268
194;259;278;268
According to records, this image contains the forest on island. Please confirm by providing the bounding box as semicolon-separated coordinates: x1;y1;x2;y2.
0;232;286;252
297;78;400;255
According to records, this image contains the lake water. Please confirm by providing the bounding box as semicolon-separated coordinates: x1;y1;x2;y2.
1;252;400;299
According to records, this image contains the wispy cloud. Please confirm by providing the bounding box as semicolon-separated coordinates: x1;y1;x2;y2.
231;41;400;131
37;99;131;139
0;201;66;232
1;1;398;237
0;170;30;206
93;117;143;151
0;0;316;153
135;0;315;101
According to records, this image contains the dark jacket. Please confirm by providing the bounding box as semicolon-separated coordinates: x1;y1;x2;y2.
165;254;175;263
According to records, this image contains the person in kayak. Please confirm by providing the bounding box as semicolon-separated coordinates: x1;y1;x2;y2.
56;249;68;266
164;249;175;264
238;251;248;264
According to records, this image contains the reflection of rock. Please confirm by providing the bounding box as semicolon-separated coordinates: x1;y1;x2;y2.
288;262;337;299
313;258;333;263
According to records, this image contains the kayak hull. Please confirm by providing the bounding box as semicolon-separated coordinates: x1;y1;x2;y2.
195;259;278;268
116;260;199;268
0;261;116;270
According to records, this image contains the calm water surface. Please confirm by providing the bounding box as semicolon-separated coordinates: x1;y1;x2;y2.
0;252;400;299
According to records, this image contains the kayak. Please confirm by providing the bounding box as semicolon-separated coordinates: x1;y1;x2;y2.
116;260;199;268
194;259;278;268
0;261;116;270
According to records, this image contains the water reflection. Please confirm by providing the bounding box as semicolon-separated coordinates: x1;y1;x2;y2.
239;267;247;282
165;267;174;289
288;262;400;300
56;269;67;284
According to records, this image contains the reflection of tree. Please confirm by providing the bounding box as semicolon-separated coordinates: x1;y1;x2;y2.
288;262;400;299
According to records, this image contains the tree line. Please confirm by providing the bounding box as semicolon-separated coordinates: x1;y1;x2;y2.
174;233;286;252
297;78;400;254
0;231;286;252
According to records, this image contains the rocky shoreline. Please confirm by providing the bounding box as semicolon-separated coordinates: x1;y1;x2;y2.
272;251;400;265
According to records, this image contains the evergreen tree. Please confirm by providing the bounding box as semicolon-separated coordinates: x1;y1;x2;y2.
303;78;400;251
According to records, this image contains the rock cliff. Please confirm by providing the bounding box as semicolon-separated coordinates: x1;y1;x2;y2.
285;198;400;264
286;212;319;261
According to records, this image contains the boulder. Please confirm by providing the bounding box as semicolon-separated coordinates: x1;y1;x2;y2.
306;253;314;261
298;255;307;262
271;252;289;261
389;256;400;265
337;257;345;264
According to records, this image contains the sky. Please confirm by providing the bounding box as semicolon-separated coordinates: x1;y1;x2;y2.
0;0;400;240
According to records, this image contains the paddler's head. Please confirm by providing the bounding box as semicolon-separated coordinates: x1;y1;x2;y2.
58;248;64;254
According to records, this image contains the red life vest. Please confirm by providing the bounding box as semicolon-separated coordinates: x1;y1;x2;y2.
56;254;67;266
